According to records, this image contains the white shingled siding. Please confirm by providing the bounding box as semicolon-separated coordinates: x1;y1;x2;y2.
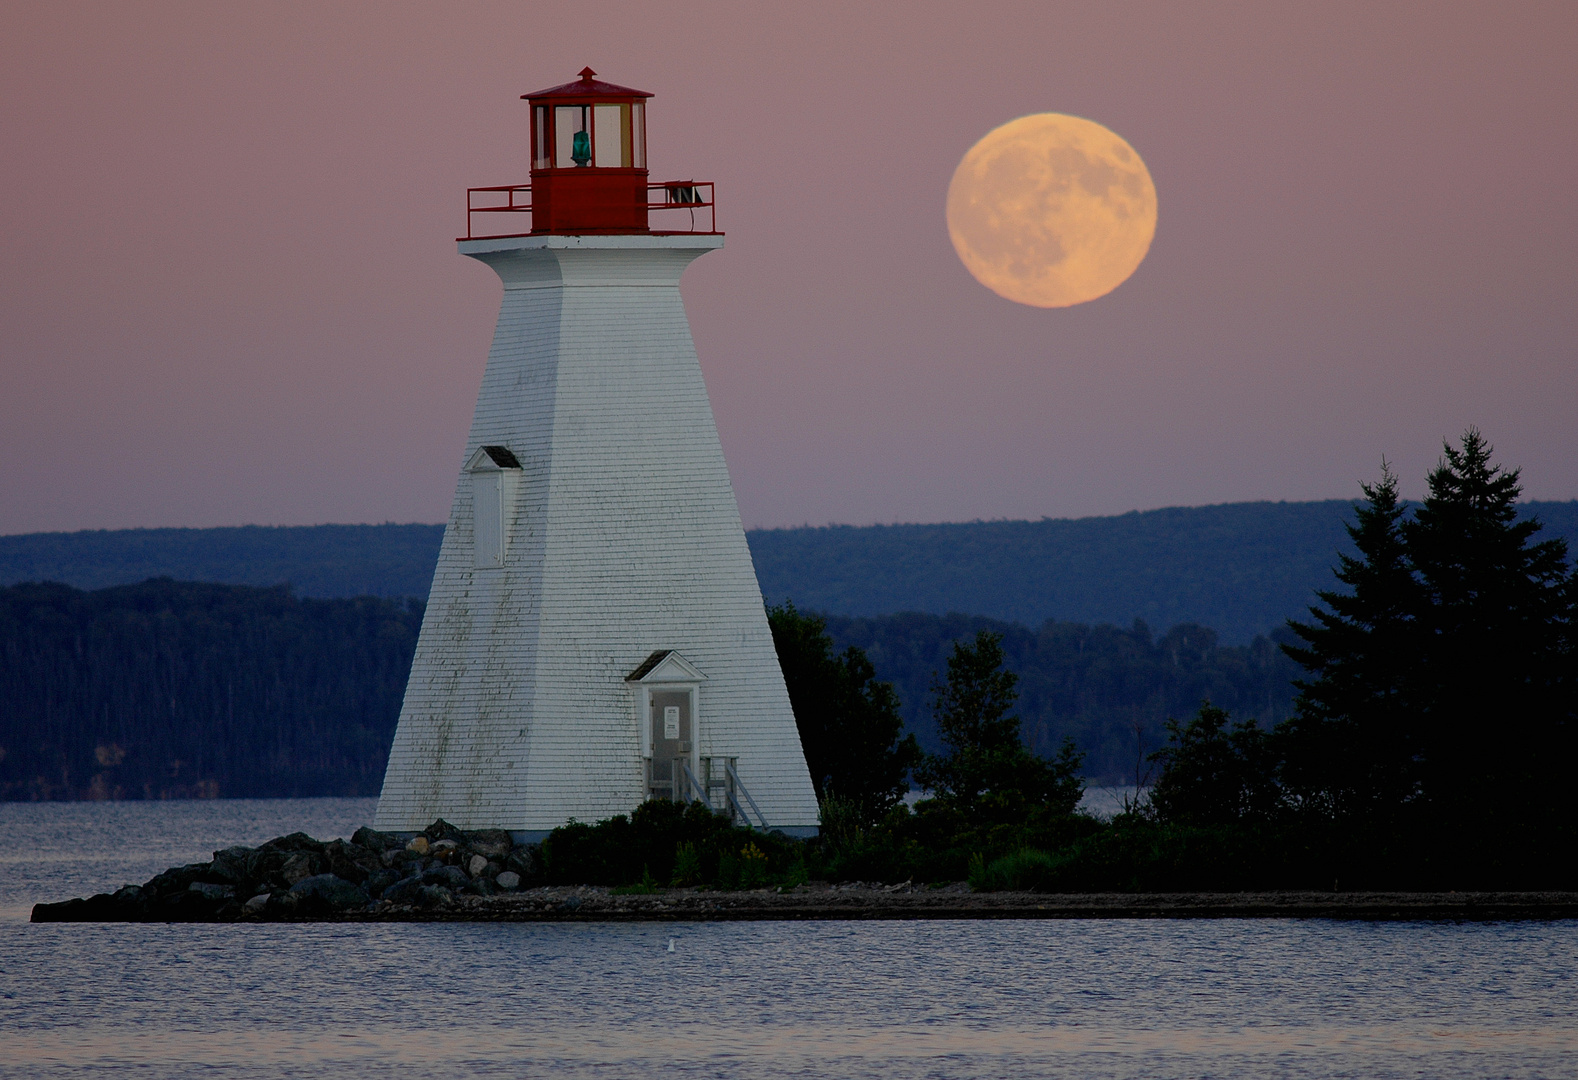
375;235;819;833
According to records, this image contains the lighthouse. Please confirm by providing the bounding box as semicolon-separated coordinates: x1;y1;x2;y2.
374;70;819;839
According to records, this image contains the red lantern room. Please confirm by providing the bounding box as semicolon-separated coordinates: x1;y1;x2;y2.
464;68;716;239
525;67;650;233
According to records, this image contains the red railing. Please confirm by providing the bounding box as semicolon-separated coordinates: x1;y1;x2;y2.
463;181;718;239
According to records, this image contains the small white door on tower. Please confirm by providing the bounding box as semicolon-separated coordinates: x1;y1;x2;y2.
466;445;522;569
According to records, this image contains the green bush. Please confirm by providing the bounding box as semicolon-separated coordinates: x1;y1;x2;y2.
971;848;1057;891
537;800;809;889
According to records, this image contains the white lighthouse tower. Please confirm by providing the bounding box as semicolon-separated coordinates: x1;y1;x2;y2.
374;69;819;839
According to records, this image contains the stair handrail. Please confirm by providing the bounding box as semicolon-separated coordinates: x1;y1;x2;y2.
677;760;712;809
723;761;769;830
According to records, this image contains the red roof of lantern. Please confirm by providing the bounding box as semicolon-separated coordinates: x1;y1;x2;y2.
522;67;653;101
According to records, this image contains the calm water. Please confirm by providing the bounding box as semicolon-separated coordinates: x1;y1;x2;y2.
1;800;1574;1078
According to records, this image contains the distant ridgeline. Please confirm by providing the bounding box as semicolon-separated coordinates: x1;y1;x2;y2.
5;502;1576;643
0;580;421;801
0;524;445;600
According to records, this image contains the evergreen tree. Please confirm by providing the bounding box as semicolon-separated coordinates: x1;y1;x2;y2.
1281;462;1423;819
1400;429;1573;818
767;602;920;819
914;631;1085;815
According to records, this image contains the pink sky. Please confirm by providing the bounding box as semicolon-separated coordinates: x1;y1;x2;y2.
2;1;1574;533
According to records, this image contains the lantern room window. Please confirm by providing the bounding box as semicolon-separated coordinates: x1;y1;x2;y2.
546;103;640;168
529;72;649;172
533;105;550;169
555;105;589;167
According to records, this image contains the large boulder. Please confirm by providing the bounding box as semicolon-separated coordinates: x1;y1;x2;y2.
280;851;325;886
189;882;235;902
418;885;453;909
505;848;537;878
350;826;402;852
464;876;500;896
243;848;289;889
364;869;399;897
421;864;469;889
289;874;370;910
31;893;121;922
146;863;210;897
154;889;224;921
495;871;522;891
463;829;513;860
422;819;466;843
324;840;378;885
207;846;253;885
259;832;325;854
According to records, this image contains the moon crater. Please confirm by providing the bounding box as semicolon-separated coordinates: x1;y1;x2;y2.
947;113;1157;308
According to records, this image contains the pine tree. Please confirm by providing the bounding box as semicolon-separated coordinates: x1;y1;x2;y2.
1281;462;1423;819
1400;428;1573;818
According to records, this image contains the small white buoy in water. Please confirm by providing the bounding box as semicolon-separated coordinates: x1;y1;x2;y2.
667;938;676;953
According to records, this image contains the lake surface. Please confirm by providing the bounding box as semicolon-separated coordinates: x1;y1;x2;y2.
2;799;1575;1078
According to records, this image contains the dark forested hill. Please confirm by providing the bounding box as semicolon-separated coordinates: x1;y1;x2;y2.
0;579;421;800
0;577;1289;798
826;613;1300;784
4;501;1575;643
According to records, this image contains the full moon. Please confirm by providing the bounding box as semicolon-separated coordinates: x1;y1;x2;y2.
947;113;1157;308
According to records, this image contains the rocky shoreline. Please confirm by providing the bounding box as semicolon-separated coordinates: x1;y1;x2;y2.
30;822;1578;923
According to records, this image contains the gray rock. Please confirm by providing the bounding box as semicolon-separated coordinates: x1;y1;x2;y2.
207;846;252;884
244;848;290;888
243;892;270;914
418;885;452;908
381;846;419;869
281;851;321;886
421;864;469;888
288;873;370;909
495;871;522;891
463;829;513;859
146;863;209;896
259;832;325;854
468;854;489;878
189;882;235;901
324;839;376;884
422;819;465;843
350;826;400;852
364;869;399;896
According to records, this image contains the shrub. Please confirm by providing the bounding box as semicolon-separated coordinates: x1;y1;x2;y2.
970;848;1056;892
